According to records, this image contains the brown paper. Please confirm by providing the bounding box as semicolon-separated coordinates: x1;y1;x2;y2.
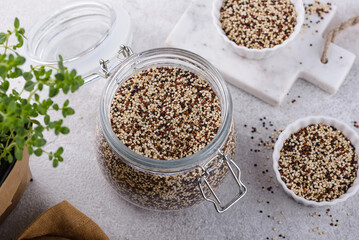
17;200;109;240
0;149;32;224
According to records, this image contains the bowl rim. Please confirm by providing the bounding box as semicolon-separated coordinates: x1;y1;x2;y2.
272;116;359;207
212;0;305;56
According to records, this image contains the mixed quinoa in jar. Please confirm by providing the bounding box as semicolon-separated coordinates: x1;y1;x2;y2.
110;66;221;160
96;48;246;212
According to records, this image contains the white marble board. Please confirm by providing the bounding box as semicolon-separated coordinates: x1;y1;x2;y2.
166;0;356;106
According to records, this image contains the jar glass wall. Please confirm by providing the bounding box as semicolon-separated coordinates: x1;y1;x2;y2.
96;48;245;211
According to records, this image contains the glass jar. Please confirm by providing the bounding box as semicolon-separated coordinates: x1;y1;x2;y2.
95;47;246;212
24;0;246;213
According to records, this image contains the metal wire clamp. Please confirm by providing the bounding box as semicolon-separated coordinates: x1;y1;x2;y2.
198;150;247;213
83;45;134;83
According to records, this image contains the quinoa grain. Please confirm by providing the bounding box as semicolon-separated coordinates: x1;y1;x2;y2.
110;67;221;160
220;0;297;49
278;124;358;202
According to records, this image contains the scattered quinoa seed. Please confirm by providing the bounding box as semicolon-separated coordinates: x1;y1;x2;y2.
303;1;331;29
305;1;332;17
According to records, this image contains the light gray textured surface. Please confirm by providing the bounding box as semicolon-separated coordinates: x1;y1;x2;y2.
1;0;359;239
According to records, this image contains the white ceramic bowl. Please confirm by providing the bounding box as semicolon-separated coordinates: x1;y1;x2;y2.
212;0;305;60
273;116;359;207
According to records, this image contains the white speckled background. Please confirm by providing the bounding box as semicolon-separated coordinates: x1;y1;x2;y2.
1;0;359;239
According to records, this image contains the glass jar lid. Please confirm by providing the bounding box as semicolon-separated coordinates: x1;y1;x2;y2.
25;0;132;80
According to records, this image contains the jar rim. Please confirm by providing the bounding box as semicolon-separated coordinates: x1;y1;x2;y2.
99;48;233;173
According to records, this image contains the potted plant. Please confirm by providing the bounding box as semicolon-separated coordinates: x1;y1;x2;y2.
0;18;84;224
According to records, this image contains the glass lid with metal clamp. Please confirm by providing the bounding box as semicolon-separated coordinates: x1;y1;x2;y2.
25;0;247;213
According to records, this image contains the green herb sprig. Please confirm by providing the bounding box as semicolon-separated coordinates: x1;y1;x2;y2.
0;18;84;167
